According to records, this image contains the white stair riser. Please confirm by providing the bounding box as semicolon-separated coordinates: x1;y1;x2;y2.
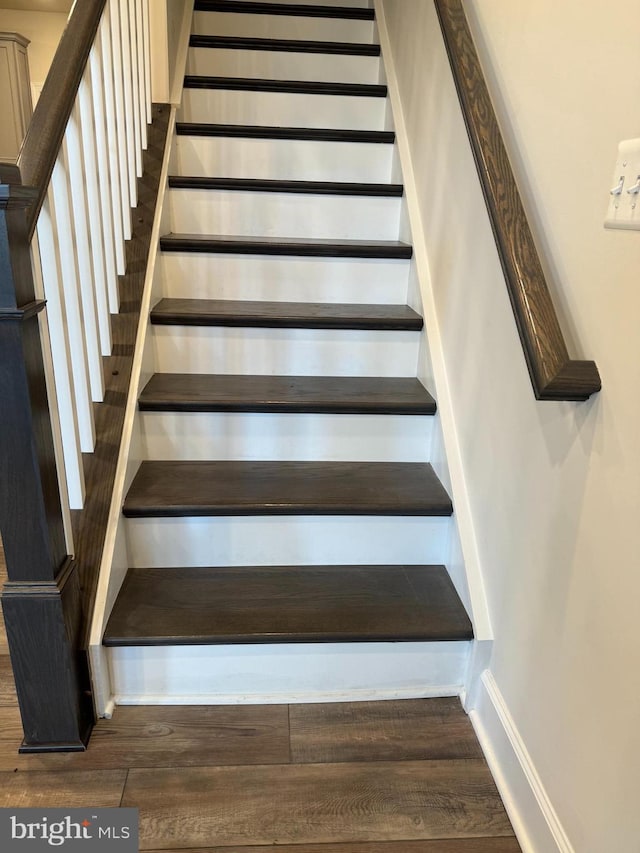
159;253;410;303
168;188;401;240
138;411;432;462
192;11;376;42
178;88;386;130
125;515;451;568
110;641;470;705
172;136;393;183
151;326;419;376
186;47;380;84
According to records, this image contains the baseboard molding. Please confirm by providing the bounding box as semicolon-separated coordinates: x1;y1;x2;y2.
471;671;575;853
114;685;463;706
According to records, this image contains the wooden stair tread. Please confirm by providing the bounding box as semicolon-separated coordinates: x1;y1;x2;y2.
175;123;395;143
138;374;437;414
150;298;423;330
194;1;376;20
123;461;453;517
103;565;472;646
189;34;381;55
183;76;387;97
160;234;413;258
168;176;403;196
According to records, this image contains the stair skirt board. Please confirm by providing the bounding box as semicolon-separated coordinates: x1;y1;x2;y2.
124;515;452;568
138;411;433;461
158;254;410;303
151;326;419;375
178;89;386;129
108;641;471;705
167;188;402;240
186;47;381;83
191;12;376;43
172;135;394;182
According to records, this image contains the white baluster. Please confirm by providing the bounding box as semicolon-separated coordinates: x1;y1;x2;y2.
89;32;121;310
64;113;105;402
119;0;139;202
99;13;126;274
109;0;133;240
33;212;86;510
142;0;152;123
135;0;148;151
31;228;82;532
47;157;95;454
78;73;113;355
128;0;143;176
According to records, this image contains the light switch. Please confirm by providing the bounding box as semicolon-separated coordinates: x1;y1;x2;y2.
604;138;640;231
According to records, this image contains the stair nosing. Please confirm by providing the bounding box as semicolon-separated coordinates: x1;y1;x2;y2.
193;1;376;21
168;176;403;197
122;461;454;519
183;75;387;97
103;564;473;647
175;123;395;143
138;374;437;415
149;298;423;331
159;234;413;259
189;34;381;55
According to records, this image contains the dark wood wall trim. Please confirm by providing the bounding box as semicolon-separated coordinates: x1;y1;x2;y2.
18;0;107;240
434;0;601;401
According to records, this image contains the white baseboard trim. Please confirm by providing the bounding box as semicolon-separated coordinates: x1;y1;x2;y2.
471;671;575;853
114;685;463;707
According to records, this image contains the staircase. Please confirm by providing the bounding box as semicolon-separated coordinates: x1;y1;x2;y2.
102;0;474;705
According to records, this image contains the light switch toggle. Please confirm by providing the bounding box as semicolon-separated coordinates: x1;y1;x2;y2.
610;176;625;195
605;138;640;230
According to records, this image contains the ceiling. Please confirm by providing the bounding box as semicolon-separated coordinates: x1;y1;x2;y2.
0;0;72;11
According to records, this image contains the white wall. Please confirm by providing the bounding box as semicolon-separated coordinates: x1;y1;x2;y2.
150;0;191;103
0;7;67;87
378;1;640;851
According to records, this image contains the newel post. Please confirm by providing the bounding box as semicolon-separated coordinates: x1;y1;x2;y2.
0;164;94;751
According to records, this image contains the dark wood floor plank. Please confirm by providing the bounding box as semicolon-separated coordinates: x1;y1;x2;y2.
124;760;514;850
0;770;127;807
290;698;483;763
151;298;422;330
146;840;521;853
0;656;16;706
103;565;472;646
138;374;436;415
123;461;453;518
0;705;289;771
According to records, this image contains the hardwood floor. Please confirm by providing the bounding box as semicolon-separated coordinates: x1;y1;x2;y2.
0;539;519;851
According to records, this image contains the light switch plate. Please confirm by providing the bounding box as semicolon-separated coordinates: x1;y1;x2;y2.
604;138;640;231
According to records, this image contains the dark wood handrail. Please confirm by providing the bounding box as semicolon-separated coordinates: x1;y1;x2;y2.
18;0;107;240
434;0;601;401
